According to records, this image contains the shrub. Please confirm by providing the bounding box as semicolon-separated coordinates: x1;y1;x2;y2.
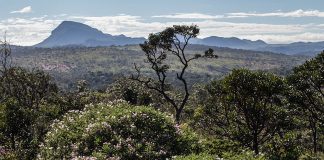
172;153;215;160
263;132;304;160
107;78;159;106
200;138;242;157
221;150;266;160
38;101;196;159
299;153;324;160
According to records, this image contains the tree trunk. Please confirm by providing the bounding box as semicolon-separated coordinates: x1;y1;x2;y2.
311;119;317;153
175;109;182;123
10;134;15;150
253;132;259;155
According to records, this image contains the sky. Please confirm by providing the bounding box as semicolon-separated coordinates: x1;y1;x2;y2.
1;0;324;46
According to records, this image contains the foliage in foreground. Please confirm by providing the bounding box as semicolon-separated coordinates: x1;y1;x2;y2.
38;101;198;159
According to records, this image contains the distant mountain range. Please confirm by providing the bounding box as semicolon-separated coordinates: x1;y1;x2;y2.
35;21;324;56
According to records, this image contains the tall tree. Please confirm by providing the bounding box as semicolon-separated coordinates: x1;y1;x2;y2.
287;51;324;153
131;25;217;122
0;67;58;159
197;69;287;154
0;39;59;158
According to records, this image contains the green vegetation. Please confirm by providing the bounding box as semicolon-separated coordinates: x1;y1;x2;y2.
286;52;324;154
131;25;217;122
0;25;323;159
38;102;197;159
11;43;308;90
196;69;288;154
0;67;58;159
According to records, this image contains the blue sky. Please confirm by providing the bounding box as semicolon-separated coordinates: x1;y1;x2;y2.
1;0;324;45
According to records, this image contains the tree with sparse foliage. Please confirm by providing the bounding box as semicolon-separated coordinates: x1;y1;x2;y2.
131;25;217;122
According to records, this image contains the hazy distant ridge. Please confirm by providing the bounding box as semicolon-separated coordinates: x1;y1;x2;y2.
35;21;324;56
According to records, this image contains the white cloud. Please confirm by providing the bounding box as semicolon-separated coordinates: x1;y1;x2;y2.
53;14;68;18
69;16;324;44
10;6;32;14
2;14;324;45
228;9;324;18
152;13;223;19
152;10;324;19
70;15;168;37
0;17;61;45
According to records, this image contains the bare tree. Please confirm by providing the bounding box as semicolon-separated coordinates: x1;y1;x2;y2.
131;25;217;122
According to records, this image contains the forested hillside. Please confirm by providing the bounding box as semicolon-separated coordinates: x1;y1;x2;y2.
11;45;309;90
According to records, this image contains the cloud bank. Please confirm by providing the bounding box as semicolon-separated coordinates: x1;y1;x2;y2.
152;10;324;19
2;12;324;45
152;13;223;19
228;9;324;18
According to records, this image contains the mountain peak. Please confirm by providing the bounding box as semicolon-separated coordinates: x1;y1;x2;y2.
61;20;82;25
55;21;95;30
52;21;104;35
35;21;145;47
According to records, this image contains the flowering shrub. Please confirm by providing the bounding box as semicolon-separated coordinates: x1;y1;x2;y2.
38;101;192;159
